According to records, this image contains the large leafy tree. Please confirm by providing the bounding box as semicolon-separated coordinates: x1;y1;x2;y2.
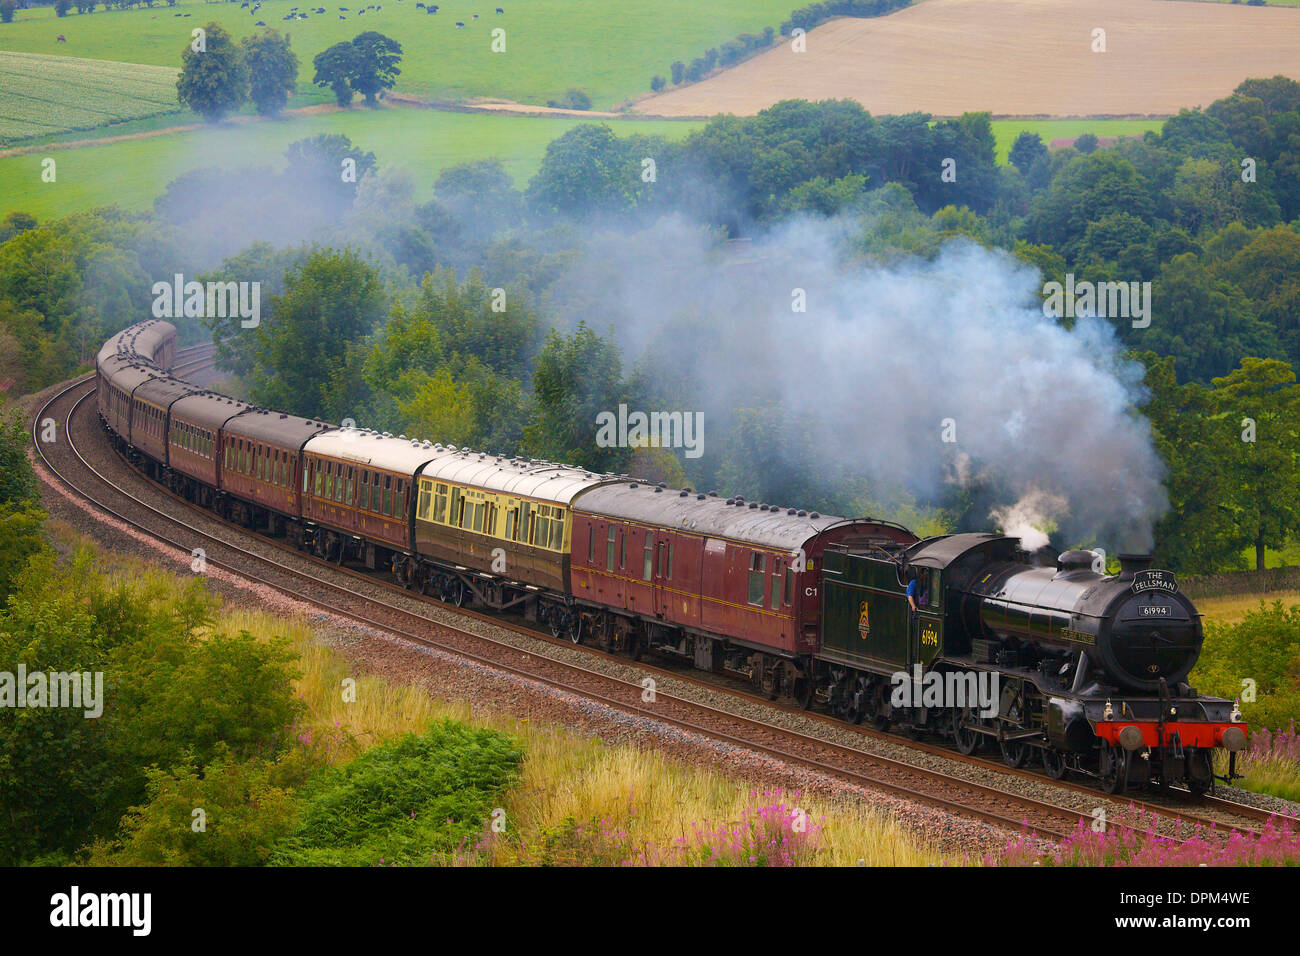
241;29;298;117
313;41;358;107
349;31;403;105
523;322;639;472
176;22;248;122
248;248;387;421
1206;358;1300;571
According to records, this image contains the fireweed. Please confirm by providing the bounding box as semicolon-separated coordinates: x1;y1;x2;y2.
991;808;1300;866
456;790;825;866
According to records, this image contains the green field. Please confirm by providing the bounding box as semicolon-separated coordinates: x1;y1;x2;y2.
0;106;701;220
0;51;182;144
989;119;1163;162
0;0;797;110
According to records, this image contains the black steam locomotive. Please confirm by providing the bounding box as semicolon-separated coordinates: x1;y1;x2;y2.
815;533;1246;794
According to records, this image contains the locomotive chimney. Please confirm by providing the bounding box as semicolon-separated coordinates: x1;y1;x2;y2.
1117;553;1153;582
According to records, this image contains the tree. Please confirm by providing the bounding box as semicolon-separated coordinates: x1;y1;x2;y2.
55;0;69;15
650;75;665;93
248;247;387;421
1008;131;1048;175
241;29;298;117
313;41;358;106
1206;358;1300;571
670;60;684;85
176;22;248;121
524;322;638;472
1073;132;1099;154
348;31;403;105
0;1;15;22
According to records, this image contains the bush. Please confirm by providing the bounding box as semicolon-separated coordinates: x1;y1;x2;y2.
546;88;591;111
271;719;522;866
0;1;15;23
1194;600;1300;732
84;754;298;866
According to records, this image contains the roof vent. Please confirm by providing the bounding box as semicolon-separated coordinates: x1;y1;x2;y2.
630;483;639;489
810;512;820;518
798;510;807;517
748;502;757;509
708;491;717;497
787;508;797;515
725;498;735;505
654;486;663;493
697;493;706;500
447;445;457;451
679;490;688;497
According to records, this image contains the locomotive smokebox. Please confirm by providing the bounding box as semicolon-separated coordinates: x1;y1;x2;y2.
1117;553;1154;582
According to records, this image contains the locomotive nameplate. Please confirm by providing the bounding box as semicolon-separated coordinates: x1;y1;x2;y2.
1060;627;1095;645
1131;569;1178;595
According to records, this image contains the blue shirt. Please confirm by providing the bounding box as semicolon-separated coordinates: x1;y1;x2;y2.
906;579;919;602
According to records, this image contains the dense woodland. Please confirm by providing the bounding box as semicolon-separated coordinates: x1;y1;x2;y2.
3;78;1300;573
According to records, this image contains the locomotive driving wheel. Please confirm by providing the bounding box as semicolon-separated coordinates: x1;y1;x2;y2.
1041;747;1068;780
999;737;1031;768
952;706;982;755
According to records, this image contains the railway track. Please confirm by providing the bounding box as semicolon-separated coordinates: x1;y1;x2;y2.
31;364;1284;848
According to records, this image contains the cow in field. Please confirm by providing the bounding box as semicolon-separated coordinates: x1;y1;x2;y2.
455;21;464;28
57;35;67;42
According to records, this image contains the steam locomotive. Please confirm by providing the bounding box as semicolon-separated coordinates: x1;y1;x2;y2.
94;321;1247;795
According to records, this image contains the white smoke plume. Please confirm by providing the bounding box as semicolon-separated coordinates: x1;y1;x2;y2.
546;213;1169;553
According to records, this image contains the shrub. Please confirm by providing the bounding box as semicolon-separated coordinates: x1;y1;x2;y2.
271;719;522;866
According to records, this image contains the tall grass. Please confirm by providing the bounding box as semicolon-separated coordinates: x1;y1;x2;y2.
203;606;941;865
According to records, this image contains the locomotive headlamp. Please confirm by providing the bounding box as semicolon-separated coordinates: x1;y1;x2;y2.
1118;725;1144;751
1231;699;1243;723
1220;727;1246;752
1103;699;1114;721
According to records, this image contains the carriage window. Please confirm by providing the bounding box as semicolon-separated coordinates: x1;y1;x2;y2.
469;501;484;532
345;468;355;505
748;553;767;606
418;485;431;520
619;530;626;569
552;508;565;550
587;525;594;564
643;536;653;580
449;487;462;526
434;484;448;523
606;525;616;571
383;481;393;517
773;559;784;608
518;501;531;541
668;543;675;579
506;507;517;540
784;568;793;606
312;462;322;496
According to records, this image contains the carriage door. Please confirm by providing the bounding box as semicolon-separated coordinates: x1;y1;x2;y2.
652;532;672;619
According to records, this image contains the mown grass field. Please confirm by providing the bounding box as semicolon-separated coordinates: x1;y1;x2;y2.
0;51;182;145
0;107;701;220
989;119;1163;162
0;0;797;109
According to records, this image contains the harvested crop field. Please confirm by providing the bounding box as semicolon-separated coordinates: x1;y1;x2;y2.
0;52;181;144
634;0;1300;118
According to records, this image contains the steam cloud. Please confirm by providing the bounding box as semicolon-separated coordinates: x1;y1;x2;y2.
546;214;1169;553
